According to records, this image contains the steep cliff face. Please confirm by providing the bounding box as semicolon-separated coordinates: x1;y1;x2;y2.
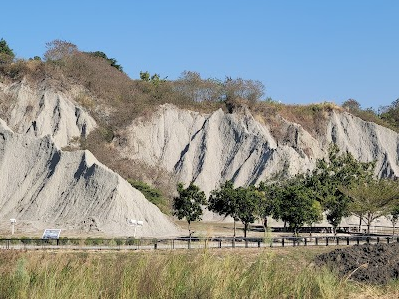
116;104;324;194
0;119;178;237
326;111;399;177
116;104;399;194
0;80;96;148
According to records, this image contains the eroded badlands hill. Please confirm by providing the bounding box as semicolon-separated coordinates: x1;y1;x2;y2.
1;77;399;227
0;118;178;237
115;104;399;194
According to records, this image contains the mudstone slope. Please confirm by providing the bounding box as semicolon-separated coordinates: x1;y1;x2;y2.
1;78;399;230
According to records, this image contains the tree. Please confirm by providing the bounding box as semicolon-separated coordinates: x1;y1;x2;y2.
341;179;399;234
44;39;78;62
173;182;206;240
208;180;240;238
386;205;399;235
308;144;375;235
208;182;261;238
342;99;361;112
0;38;15;64
140;71;150;81
273;176;322;236
86;51;123;72
175;71;223;102
235;186;262;237
257;181;277;231
223;77;264;102
380;98;399;128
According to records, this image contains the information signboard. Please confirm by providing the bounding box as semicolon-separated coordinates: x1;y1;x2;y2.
42;229;62;239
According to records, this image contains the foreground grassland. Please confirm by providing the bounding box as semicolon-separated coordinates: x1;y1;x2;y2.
0;248;398;299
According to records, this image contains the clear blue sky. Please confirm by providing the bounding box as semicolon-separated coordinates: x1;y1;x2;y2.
2;1;398;109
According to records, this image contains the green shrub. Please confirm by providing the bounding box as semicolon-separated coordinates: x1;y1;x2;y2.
128;180;171;215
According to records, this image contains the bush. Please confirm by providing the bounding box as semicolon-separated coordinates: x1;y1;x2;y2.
128;180;171;215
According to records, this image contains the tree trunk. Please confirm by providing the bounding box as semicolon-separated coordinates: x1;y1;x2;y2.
188;222;191;249
244;223;248;238
233;220;236;248
358;217;362;233
263;217;268;231
333;226;337;236
366;213;371;235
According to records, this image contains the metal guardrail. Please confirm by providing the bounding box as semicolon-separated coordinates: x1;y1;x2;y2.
1;235;398;251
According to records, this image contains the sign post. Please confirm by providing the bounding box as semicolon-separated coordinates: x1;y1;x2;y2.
129;219;143;238
10;219;16;235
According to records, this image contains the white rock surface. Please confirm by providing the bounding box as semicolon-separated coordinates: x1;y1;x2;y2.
2;80;96;148
117;104;324;195
327;111;399;177
117;105;399;196
0;119;179;237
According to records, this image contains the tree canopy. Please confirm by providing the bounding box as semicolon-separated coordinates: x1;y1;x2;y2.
340;178;399;234
173;182;206;238
271;176;323;236
307;144;375;234
86;51;123;72
0;38;15;64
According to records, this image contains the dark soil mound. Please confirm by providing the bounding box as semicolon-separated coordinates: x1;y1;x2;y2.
315;243;399;284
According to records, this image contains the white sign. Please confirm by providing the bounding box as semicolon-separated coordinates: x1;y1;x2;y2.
42;229;62;239
129;219;144;238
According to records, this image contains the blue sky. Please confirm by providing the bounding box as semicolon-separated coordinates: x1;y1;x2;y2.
1;1;398;109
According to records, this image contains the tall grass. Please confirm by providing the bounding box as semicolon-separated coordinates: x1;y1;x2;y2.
0;248;394;299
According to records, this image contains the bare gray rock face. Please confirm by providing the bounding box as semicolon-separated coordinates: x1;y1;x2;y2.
116;104;324;195
0;119;179;237
1;80;96;148
117;104;399;197
326;110;399;178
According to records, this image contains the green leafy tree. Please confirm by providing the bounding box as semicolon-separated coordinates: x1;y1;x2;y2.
257;181;277;230
340;179;399;234
308;144;375;235
235;186;262;237
208;180;240;238
173;182;206;239
140;71;150;81
209;181;263;238
272;176;322;236
0;38;15;64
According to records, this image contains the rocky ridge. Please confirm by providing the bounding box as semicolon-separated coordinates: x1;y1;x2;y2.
116;104;399;194
0;117;178;237
0;79;96;148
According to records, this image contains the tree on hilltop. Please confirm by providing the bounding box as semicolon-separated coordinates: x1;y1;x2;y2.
44;39;78;62
86;51;123;72
0;38;15;64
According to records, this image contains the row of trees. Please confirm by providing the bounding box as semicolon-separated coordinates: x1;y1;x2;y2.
173;145;399;237
173;71;265;103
